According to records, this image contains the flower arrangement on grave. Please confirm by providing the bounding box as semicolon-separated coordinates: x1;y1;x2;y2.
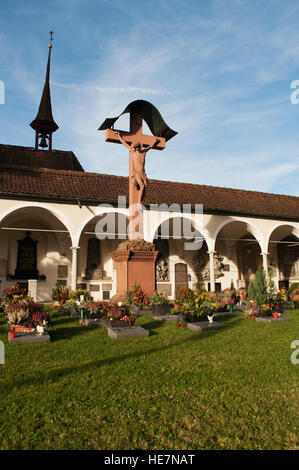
62;299;81;315
106;303;124;321
227;297;235;312
208;291;227;312
126;283;149;308
121;314;137;327
197;301;216;317
51;282;69;304
151;292;169;305
287;283;299;301
176;286;194;303
289;288;299;301
4;300;49;329
238;288;247;301
243;301;258;320
277;288;287;301
69;289;92;302
2;283;28;305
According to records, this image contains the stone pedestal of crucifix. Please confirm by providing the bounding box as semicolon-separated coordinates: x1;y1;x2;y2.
99;100;177;302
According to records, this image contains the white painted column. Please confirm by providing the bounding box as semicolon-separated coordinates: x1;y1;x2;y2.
208;251;216;292
261;252;269;278
28;279;37;301
71;246;80;291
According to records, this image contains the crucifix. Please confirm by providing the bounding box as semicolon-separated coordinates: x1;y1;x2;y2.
99;100;177;240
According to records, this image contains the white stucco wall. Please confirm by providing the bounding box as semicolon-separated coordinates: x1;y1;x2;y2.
0;197;298;300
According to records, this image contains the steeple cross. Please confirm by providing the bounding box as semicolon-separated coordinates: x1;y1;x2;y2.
49;31;54;47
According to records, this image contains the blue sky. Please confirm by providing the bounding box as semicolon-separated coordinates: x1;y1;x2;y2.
1;0;299;196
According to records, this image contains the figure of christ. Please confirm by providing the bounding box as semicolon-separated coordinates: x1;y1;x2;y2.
116;131;160;205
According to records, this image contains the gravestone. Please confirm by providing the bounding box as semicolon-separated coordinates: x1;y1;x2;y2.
255;317;292;323
107;326;149;339
187;321;225;331
8;331;50;344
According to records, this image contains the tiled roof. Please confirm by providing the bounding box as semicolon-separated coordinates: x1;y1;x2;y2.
0;163;298;221
0;144;84;171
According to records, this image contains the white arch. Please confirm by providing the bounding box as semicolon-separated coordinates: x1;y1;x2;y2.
211;217;266;252
74;207;129;247
147;212;213;251
0;202;75;245
266;222;299;251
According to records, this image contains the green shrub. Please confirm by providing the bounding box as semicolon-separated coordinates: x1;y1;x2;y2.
248;268;268;313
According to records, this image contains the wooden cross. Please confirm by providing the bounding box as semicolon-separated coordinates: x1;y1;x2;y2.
104;110;166;240
104;111;165;150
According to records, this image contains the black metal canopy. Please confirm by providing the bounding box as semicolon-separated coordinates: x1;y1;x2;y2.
98;100;177;141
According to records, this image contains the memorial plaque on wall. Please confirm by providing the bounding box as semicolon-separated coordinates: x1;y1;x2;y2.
156;283;172;296
103;291;110;300
57;265;68;278
90;285;100;292
102;283;112;291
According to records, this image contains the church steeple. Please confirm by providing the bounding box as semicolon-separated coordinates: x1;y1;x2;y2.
30;32;59;151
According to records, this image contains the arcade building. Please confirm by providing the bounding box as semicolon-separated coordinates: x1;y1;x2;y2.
0;42;299;302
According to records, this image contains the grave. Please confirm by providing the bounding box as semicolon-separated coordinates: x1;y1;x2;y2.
153;314;184;322
81;318;127;328
187;321;225;332
8;331;50;344
255;317;292;323
107;325;149;339
81;318;106;327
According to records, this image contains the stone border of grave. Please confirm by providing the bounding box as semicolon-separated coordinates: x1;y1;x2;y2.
8;331;51;344
153;314;184;322
255;317;292;323
215;311;243;317
107;326;149;339
187;321;226;332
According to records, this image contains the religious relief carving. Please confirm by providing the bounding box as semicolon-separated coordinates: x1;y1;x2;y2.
192;250;224;281
116;239;155;252
156;257;169;281
155;239;170;281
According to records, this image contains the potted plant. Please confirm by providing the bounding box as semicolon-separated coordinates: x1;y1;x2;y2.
151;292;170;315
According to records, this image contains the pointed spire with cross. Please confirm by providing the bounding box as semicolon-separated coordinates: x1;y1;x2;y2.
30;31;59;151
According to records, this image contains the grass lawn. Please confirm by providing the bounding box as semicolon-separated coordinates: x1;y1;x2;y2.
0;310;298;450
